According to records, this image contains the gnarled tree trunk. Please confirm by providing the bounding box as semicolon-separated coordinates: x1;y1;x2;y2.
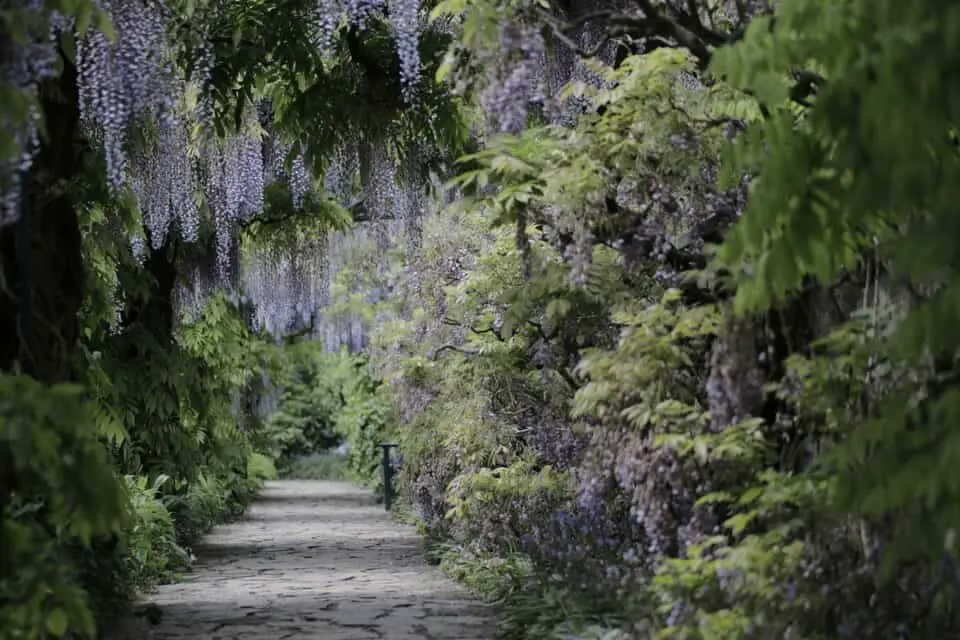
0;51;86;383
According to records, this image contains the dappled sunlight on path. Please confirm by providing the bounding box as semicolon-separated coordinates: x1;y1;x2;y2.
108;481;495;639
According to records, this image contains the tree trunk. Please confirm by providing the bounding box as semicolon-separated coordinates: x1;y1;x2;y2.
0;48;88;522
0;50;86;383
123;241;179;347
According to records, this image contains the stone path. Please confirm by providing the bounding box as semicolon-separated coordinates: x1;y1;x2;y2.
108;481;497;639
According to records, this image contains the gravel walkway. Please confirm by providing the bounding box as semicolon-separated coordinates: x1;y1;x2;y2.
108;480;496;639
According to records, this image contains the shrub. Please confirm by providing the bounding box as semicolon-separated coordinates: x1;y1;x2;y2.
264;345;351;469
325;357;395;491
0;376;129;638
248;451;278;483
122;474;188;591
284;450;351;480
168;474;231;548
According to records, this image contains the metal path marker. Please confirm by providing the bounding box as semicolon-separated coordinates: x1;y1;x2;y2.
379;443;398;511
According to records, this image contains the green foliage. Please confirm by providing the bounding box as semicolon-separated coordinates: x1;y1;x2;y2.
264;345;351;468
0;0;472;633
92;293;259;485
450;47;725;242
10;0;960;637
248;451;278;482
342;0;960;634
241;182;353;249
438;545;629;639
179;0;472;177
438;547;557;636
3;215;286;636
334;358;395;490
446;461;572;548
0;376;128;541
573;290;719;428
123;474;189;591
284;450;351;480
266;346;400;491
168;473;233;547
709;0;960;567
0;375;128;639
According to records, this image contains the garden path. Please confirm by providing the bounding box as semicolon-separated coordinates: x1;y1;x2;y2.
108;480;496;639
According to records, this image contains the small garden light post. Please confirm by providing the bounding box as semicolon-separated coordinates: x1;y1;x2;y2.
379;443;398;511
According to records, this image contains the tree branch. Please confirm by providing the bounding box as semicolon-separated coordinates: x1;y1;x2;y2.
544;0;824;109
443;316;506;341
527;318;559;341
429;344;479;360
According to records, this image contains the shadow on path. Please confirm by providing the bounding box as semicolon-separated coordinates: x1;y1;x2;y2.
107;481;496;639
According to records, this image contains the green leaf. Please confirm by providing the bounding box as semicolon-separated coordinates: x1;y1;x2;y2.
93;9;114;41
429;0;467;21
45;609;69;637
59;29;77;64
